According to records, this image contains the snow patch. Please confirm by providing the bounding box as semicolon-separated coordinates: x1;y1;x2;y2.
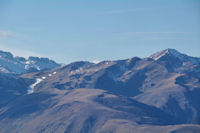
25;61;31;65
0;67;9;73
27;78;43;94
53;72;57;74
92;60;101;64
150;49;169;60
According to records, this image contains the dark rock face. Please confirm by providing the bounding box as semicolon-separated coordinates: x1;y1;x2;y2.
0;73;28;108
156;53;183;72
0;49;200;133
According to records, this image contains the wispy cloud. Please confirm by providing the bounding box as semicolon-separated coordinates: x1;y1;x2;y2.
102;8;153;15
113;31;191;38
117;31;190;35
0;30;13;38
111;31;194;41
145;37;188;41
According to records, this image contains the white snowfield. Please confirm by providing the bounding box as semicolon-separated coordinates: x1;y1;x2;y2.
27;72;57;94
92;60;101;64
53;72;57;74
28;78;43;94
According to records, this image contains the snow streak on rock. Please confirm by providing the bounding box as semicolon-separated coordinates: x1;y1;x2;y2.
27;78;43;94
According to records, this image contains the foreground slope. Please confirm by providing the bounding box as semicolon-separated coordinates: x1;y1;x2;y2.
0;88;200;133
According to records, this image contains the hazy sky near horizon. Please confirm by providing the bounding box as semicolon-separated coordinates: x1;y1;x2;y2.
0;0;200;63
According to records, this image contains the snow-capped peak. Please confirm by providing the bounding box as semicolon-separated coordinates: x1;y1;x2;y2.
150;49;181;60
150;48;200;64
0;50;60;74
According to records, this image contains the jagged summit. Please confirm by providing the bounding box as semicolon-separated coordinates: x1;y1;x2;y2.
150;48;200;64
0;50;14;59
0;50;60;74
150;48;183;60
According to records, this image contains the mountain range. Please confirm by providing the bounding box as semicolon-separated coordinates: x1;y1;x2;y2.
0;50;60;74
0;49;200;133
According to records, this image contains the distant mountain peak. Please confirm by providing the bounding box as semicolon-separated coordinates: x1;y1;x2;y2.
150;48;200;64
0;49;60;74
0;50;14;59
150;48;182;60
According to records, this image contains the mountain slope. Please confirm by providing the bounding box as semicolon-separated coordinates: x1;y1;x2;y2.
0;73;28;108
0;48;200;133
0;88;200;133
21;49;200;124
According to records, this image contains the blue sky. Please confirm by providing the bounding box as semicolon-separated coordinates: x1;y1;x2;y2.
0;0;200;63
